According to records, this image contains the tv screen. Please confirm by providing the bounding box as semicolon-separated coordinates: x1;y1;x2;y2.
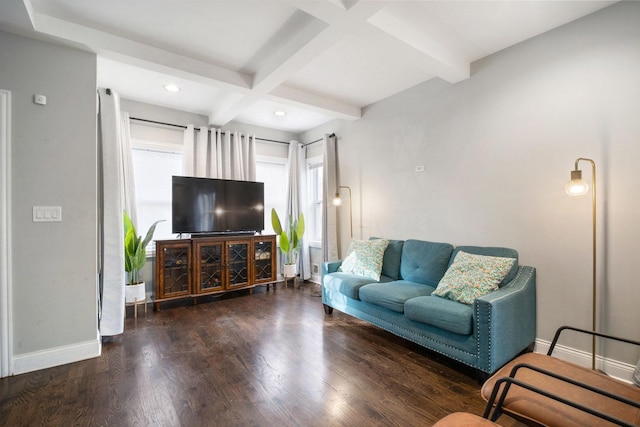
172;176;264;234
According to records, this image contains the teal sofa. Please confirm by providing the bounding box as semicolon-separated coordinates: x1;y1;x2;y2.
321;239;536;375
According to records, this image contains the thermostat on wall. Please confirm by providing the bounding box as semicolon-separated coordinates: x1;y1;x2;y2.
33;94;47;105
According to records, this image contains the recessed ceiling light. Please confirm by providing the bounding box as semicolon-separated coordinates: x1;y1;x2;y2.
164;84;180;92
274;110;286;117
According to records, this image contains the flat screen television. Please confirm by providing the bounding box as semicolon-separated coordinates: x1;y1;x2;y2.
172;176;264;235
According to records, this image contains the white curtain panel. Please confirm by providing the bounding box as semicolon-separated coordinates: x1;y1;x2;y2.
298;143;311;279
230;131;243;180
322;134;339;261
182;127;256;181
245;135;257;181
195;126;209;177
209;129;222;179
120;112;137;224
97;88;125;336
221;131;232;179
182;124;196;176
285;141;311;280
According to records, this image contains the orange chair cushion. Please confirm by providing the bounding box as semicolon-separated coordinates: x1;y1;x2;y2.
481;353;640;427
433;412;501;426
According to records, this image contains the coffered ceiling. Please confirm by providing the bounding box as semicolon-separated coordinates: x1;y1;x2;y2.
0;0;616;132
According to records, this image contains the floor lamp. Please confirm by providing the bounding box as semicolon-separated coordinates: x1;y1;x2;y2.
565;157;597;370
332;185;353;238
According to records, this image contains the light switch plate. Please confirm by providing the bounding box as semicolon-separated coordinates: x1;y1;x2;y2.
33;206;62;222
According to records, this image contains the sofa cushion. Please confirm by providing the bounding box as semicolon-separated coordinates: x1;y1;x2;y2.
404;295;474;335
450;246;518;286
400;240;454;286
359;281;435;313
338;238;389;281
433;251;516;304
371;237;404;280
323;272;377;300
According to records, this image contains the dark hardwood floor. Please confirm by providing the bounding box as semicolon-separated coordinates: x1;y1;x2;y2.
0;283;524;426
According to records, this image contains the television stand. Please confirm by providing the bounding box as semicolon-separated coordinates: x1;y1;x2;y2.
154;234;277;310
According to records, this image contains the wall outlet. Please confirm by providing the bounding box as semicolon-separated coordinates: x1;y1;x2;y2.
415;165;425;173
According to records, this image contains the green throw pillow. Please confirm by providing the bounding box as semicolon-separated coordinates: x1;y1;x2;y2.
338;238;389;281
432;251;516;305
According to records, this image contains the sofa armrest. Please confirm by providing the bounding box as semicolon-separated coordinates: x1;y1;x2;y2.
322;260;342;275
474;266;537;373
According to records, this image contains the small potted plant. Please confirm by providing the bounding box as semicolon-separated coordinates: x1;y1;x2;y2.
271;209;305;278
123;211;163;303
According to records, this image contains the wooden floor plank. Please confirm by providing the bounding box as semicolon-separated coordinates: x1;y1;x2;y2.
0;283;525;426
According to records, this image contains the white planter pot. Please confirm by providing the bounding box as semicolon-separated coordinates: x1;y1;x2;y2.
125;282;146;303
283;263;297;278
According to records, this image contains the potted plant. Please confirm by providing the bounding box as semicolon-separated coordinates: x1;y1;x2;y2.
123;211;163;303
271;209;305;278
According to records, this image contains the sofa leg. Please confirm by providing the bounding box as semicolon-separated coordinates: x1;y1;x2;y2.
475;369;490;384
323;304;333;314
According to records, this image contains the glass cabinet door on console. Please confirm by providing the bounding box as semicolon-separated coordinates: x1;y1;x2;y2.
155;240;191;306
253;236;276;285
226;240;250;290
154;235;277;309
193;240;225;293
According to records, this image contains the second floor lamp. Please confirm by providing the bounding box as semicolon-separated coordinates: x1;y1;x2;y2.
332;185;353;238
565;157;597;370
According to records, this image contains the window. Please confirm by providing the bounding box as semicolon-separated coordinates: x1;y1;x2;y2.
131;139;183;244
256;157;288;236
306;156;323;247
131;135;289;247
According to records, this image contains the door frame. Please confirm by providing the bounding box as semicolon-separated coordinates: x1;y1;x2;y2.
0;89;13;377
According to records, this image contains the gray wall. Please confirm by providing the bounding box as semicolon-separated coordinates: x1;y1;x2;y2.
0;31;98;356
301;2;640;363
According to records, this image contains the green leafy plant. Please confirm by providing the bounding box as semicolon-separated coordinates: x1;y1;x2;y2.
123;211;164;286
271;209;305;265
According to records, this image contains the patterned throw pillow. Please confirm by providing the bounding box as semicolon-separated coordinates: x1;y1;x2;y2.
338;238;389;281
432;251;516;305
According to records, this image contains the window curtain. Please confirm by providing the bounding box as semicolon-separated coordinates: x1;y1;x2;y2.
322;133;339;261
183;127;256;181
120;112;137;223
285;141;311;280
97;88;135;337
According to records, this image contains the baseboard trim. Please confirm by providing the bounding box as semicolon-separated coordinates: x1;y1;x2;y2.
309;274;321;284
12;338;101;375
535;338;635;383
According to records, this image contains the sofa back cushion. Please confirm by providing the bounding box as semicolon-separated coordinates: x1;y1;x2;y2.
400;239;454;287
449;246;519;286
371;237;404;280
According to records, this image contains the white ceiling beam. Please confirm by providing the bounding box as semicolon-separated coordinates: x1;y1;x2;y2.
269;85;361;121
367;8;470;83
31;14;253;91
211;0;385;125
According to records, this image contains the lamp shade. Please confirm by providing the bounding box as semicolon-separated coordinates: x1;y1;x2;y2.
565;169;589;196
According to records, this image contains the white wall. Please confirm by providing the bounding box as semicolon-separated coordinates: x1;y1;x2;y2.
0;31;99;372
301;2;640;364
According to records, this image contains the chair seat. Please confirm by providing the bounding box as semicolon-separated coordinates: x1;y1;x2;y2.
481;352;640;427
433;412;501;426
